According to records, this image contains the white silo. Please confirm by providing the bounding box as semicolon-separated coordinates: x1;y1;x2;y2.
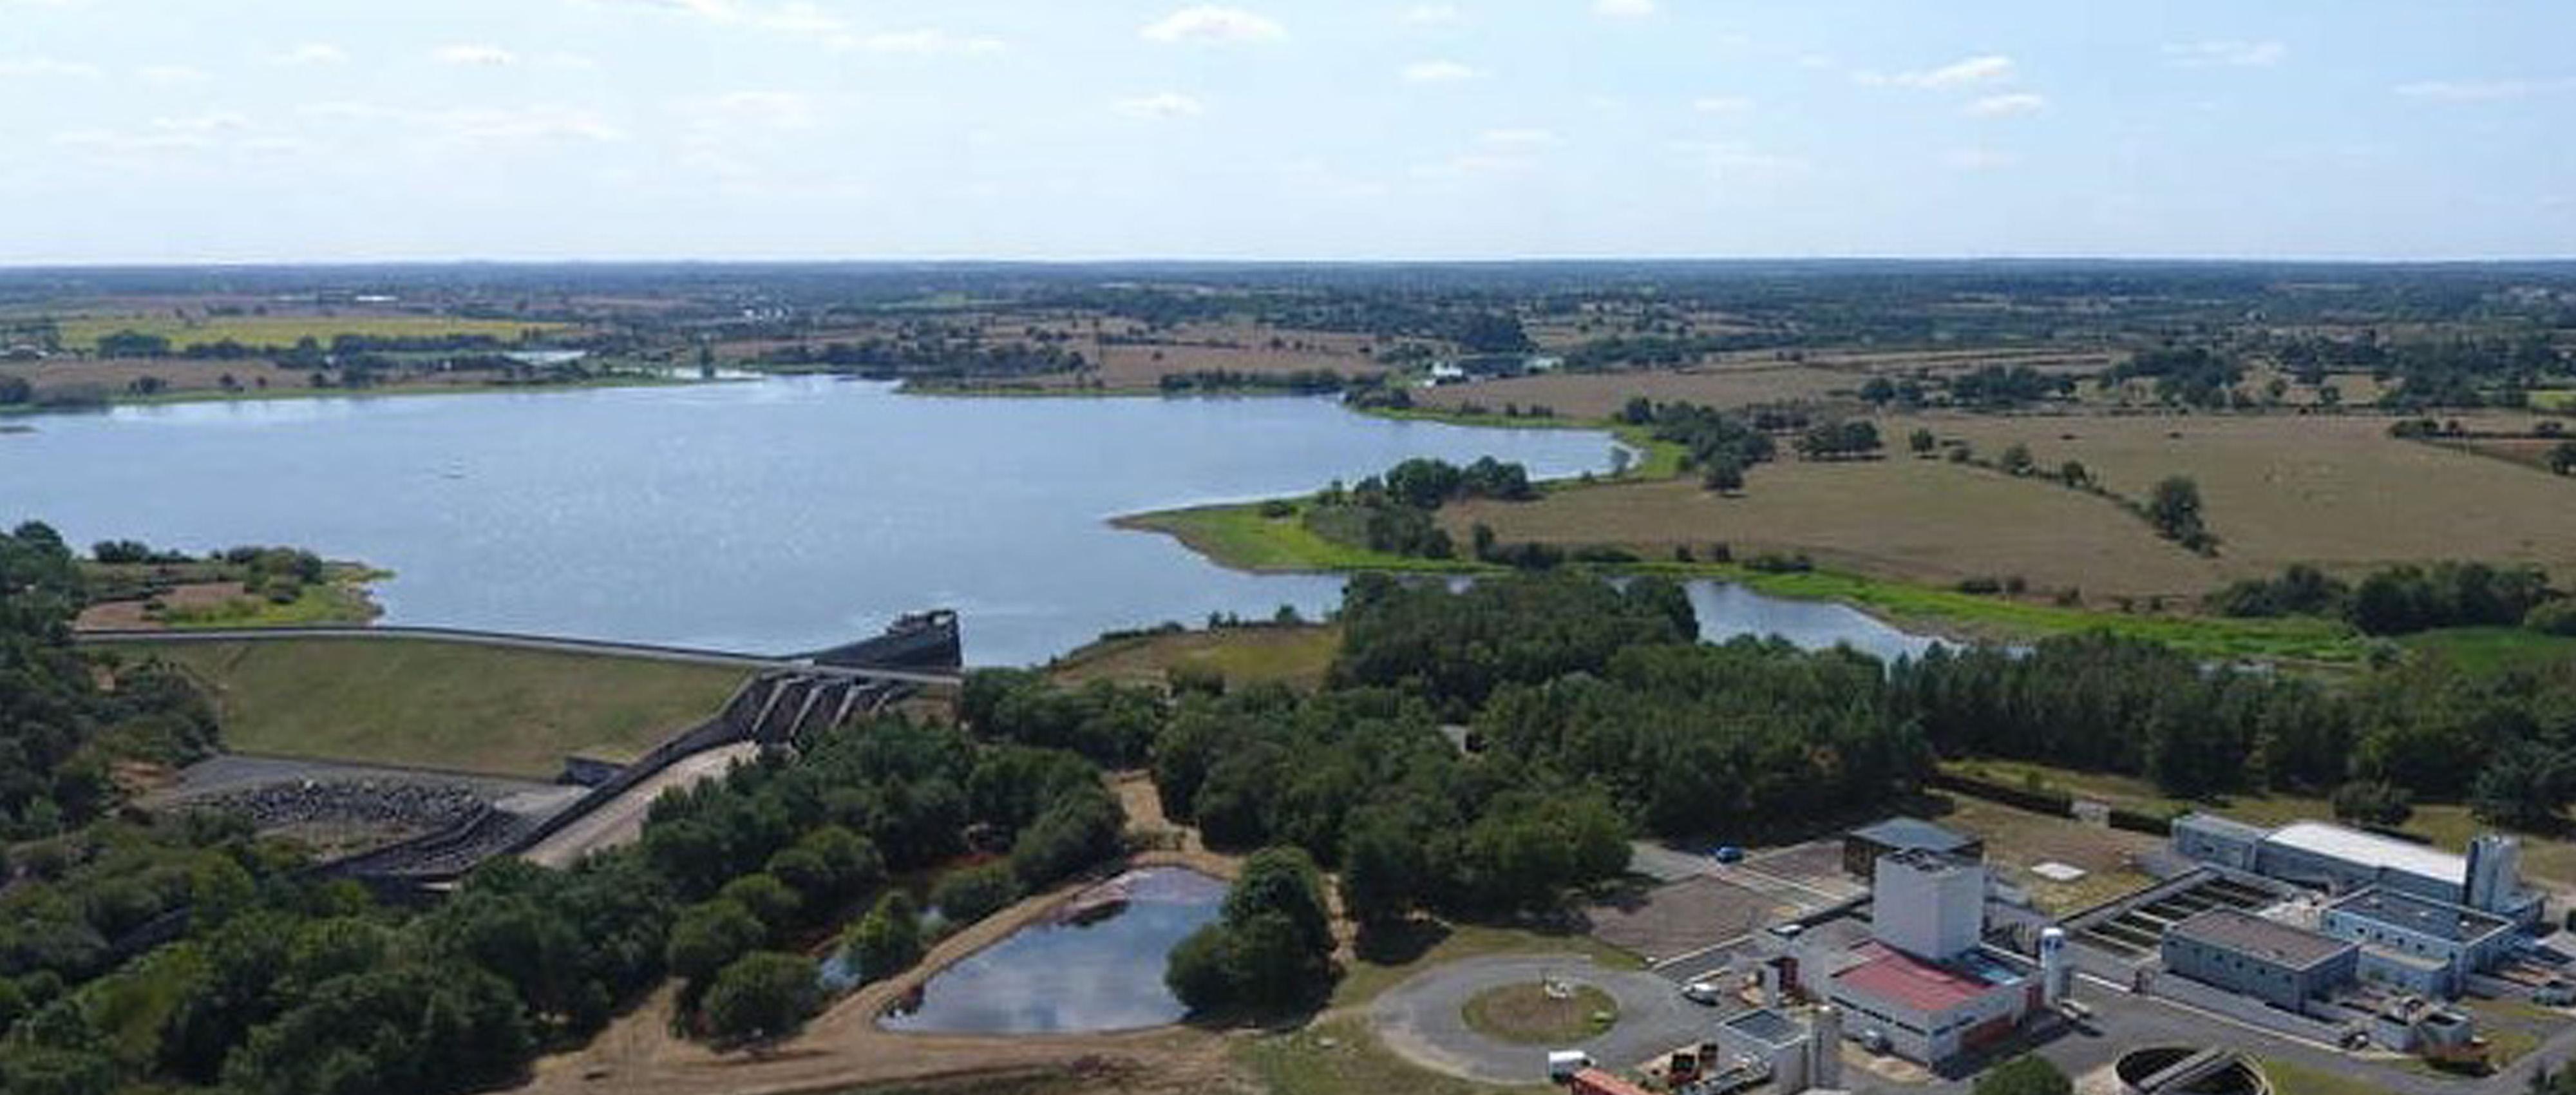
1810;1004;1843;1089
2038;926;2072;1008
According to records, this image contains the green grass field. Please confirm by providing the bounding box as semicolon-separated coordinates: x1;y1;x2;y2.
2400;625;2576;674
1049;625;1343;690
106;637;748;778
57;314;570;352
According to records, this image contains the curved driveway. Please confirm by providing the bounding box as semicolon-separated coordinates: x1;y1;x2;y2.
1370;953;1711;1085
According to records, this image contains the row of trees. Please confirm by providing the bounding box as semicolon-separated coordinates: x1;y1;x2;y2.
1891;631;2576;826
2209;560;2561;636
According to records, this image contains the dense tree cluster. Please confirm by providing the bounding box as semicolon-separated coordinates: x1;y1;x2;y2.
1944;365;2074;408
1156;368;1347;394
1165;848;1338;1012
2210;560;2561;636
1894;631;2576;826
1791;419;1884;461
2;524;222;839
1295;456;1540;560
2101;346;2244;408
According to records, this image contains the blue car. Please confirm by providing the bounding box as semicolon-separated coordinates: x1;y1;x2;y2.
1710;845;1745;864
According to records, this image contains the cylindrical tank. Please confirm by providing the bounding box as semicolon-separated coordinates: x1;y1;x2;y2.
1811;1004;1843;1089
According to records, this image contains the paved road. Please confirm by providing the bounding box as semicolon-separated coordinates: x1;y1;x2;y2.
1370;953;1715;1085
79;625;961;685
519;742;760;868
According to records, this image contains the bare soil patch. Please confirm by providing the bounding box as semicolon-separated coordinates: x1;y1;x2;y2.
1584;876;1785;963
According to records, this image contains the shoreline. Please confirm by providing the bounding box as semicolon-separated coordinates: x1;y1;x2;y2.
1;370;737;417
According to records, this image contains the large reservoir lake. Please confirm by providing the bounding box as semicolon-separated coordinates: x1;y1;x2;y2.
4;379;1933;664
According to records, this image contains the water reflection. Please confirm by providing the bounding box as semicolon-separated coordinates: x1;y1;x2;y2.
876;868;1226;1034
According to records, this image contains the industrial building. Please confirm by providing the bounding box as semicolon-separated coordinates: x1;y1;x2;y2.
1843;817;1983;881
2171;815;2543;925
2322;889;2515;996
1786;849;2049;1069
1706;1006;1842;1093
2160;908;2358;1010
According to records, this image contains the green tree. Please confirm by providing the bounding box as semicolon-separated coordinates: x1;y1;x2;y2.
931;862;1021;926
666;900;766;985
2000;443;2034;475
716;873;801;931
2331;780;2413;827
1702;453;1745;493
1974;1055;2071;1095
1908;427;1937;455
843;891;922;984
2550;441;2576;476
2145;475;2213;550
700;951;820;1046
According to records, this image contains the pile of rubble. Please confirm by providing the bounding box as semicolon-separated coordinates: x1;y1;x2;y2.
189;777;485;833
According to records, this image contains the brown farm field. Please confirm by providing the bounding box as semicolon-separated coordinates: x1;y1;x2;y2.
1449;410;2576;602
1446;455;2224;599
1;357;312;399
1416;365;1859;417
1932;412;2576;577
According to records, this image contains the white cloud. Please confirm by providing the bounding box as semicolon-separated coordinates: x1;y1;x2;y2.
0;57;101;79
837;29;1005;56
1864;54;2014;89
1399;4;1461;26
1114;91;1206;119
2395;77;2576;102
1692;95;1753;114
272;43;348;66
153;111;251;133
137;64;207;84
1966;92;2046;117
1140;6;1284;44
433;44;519;66
2164;40;2286;68
1401;59;1478;84
1592;0;1656;18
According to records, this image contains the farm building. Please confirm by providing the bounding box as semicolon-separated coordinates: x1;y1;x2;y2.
2160;908;2357;1010
1843;817;1983;881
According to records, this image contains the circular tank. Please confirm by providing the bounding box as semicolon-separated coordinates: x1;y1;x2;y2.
2114;1046;2270;1095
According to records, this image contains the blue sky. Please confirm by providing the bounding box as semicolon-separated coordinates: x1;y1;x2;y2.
1;0;2570;262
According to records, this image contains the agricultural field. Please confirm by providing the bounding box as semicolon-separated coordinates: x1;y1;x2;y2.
1413;363;1857;417
106;637;747;778
1929;411;2576;578
0;357;312;401
49;312;569;350
1444;454;2227;600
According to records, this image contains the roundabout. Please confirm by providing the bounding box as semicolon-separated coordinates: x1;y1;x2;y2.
1368;953;1709;1085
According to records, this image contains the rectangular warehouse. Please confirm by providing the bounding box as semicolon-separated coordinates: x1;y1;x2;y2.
2161;908;2358;1010
1826;941;2036;1065
2322;888;2514;996
2170;815;2544;925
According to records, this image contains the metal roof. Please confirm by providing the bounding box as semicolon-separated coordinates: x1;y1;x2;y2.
1833;942;2014;1014
2168;908;2354;969
2266;821;2466;886
1850;817;1976;852
2176;812;2269;841
2328;888;2511;944
1723;1007;1804;1047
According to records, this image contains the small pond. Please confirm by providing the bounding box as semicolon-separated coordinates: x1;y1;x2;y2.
877;866;1226;1034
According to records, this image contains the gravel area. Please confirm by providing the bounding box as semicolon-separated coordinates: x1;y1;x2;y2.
1370;953;1714;1085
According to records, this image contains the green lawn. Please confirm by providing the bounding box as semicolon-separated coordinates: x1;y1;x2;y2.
2400;626;2576;675
1114;501;1490;574
106;637;748;778
1049;625;1343;690
2261;1058;2398;1095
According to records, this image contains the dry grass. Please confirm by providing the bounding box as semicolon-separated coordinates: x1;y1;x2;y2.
1923;794;2163;915
1446;409;2576;602
1414;365;1859;417
1931;412;2576;579
1444;456;2223;599
52;313;563;350
1;358;310;397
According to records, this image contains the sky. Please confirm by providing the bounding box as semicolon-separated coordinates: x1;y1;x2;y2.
1;0;2571;263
